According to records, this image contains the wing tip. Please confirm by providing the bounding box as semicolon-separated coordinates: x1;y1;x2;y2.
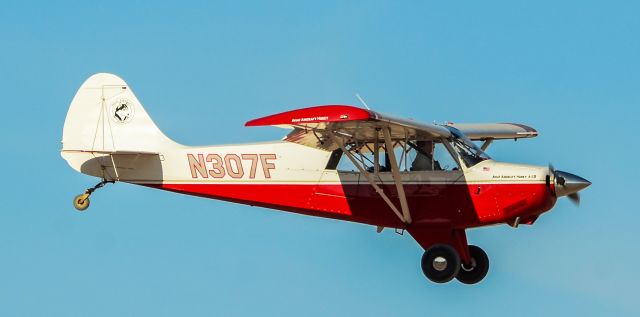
503;122;538;137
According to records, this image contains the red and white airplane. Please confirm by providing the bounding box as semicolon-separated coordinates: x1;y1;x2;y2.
61;73;591;284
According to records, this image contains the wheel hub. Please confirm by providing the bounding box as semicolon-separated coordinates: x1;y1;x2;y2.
432;256;448;271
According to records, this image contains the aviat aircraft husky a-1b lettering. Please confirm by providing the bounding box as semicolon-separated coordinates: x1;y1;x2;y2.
61;73;591;284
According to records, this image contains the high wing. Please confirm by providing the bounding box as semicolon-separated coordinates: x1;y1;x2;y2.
245;105;451;151
446;122;538;140
245;105;537;150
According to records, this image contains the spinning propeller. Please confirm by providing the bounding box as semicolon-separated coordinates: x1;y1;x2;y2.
548;164;591;206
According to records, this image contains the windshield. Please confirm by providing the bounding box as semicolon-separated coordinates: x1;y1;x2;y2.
447;127;491;168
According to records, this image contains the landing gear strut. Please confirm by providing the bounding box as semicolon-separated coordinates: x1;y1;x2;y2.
72;179;114;211
420;244;490;284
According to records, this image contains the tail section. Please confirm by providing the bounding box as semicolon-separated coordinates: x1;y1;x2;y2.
62;73;179;153
61;73;180;180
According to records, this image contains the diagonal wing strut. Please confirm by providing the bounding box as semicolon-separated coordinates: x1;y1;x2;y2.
329;129;412;225
382;127;412;224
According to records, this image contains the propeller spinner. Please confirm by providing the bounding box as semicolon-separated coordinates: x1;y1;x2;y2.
548;164;591;206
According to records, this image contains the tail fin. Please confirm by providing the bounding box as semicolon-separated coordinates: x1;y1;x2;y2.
62;73;179;153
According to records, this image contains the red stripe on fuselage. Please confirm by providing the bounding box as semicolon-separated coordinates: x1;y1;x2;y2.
143;183;555;228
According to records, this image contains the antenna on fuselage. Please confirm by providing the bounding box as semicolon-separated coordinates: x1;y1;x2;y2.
356;93;371;110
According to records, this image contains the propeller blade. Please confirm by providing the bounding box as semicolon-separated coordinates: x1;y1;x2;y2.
567;193;580;206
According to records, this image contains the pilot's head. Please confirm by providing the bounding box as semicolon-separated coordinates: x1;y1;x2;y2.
417;140;434;155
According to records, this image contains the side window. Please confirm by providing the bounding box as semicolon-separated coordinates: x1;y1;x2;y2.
334;145;391;172
406;140;460;172
328;140;460;172
432;142;460;171
336;154;359;172
336;147;384;172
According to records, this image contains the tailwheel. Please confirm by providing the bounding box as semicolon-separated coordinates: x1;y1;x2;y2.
72;179;114;212
73;193;90;211
456;245;489;284
421;244;461;283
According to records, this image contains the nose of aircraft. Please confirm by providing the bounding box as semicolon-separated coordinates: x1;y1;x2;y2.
553;171;591;206
554;170;592;197
546;165;591;206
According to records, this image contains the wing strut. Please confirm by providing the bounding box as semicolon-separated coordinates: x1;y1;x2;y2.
329;131;411;225
109;154;120;181
382;127;412;224
480;138;493;151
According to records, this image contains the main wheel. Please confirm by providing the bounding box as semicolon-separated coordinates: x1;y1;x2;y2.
421;244;461;283
456;245;489;284
73;194;90;211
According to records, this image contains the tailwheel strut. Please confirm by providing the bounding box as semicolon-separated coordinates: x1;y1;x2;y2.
73;179;115;211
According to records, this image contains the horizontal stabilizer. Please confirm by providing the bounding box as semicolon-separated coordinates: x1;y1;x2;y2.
62;149;160;155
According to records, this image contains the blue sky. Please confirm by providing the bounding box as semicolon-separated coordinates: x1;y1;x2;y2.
1;0;638;316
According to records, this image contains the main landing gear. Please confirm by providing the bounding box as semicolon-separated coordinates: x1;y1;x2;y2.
421;244;489;284
72;179;114;211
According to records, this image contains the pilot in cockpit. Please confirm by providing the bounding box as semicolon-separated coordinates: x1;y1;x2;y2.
411;140;442;171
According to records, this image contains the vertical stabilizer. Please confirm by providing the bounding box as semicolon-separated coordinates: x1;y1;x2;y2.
62;73;179;153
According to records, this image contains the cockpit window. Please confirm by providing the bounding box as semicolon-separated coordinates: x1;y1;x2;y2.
447;127;491;168
328;128;489;172
331;139;462;172
407;140;460;171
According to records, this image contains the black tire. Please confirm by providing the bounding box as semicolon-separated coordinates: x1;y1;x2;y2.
456;245;489;284
421;244;461;283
